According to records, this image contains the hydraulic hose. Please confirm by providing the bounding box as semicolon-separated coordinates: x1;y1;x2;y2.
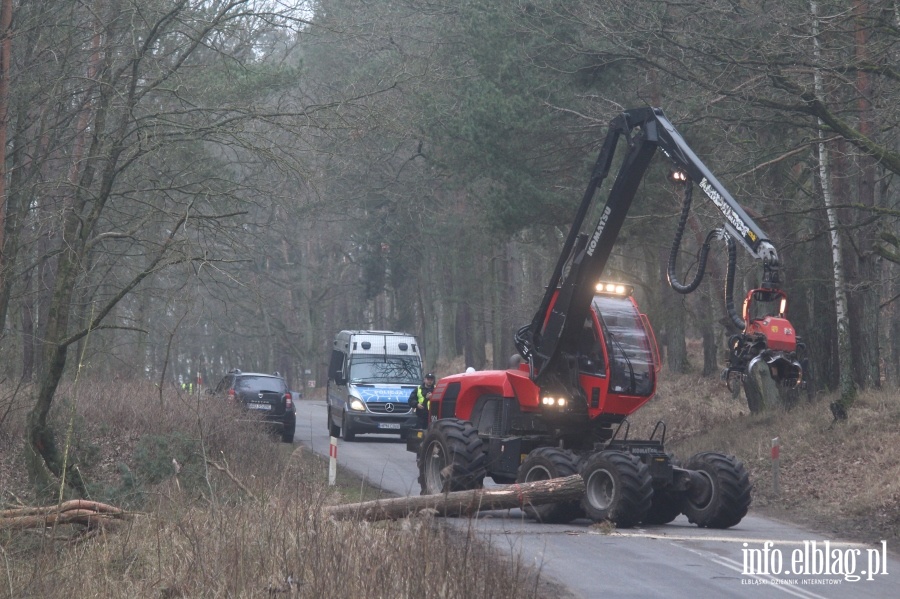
667;179;745;330
667;182;711;294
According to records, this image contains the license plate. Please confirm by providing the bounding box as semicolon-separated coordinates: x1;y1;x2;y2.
248;402;271;411
378;423;401;429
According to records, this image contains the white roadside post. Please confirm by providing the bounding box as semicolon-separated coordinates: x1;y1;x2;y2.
329;436;338;486
771;436;780;496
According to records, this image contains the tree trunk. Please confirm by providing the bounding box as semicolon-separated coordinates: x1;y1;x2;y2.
325;474;584;522
659;247;687;373
849;0;880;390
812;0;855;417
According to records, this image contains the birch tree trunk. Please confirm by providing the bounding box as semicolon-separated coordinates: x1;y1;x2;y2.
811;0;855;418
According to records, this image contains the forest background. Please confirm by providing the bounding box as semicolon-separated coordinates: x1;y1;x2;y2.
1;0;899;489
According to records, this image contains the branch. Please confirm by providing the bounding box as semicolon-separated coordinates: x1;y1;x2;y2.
736;135;842;178
0;500;128;531
205;455;257;501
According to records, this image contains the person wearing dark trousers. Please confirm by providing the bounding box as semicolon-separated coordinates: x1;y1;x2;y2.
409;373;436;429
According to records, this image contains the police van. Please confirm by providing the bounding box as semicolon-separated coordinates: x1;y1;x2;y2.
326;330;423;441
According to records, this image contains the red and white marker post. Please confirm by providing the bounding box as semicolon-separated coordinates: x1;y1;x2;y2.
329;436;338;486
771;436;780;496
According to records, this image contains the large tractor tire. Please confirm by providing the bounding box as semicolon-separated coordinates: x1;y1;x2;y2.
579;450;652;528
643;456;683;525
417;419;486;495
516;447;583;524
642;490;683;525
682;451;751;529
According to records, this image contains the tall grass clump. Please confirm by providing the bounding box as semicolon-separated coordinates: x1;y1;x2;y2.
1;380;544;599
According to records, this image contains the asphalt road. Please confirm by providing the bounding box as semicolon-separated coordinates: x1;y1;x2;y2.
293;398;897;599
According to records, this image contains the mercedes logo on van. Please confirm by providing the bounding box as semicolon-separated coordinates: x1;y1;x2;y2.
385;403;395;412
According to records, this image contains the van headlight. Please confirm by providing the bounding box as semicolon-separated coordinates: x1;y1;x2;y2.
349;399;366;411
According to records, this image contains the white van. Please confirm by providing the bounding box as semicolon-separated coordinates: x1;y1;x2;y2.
326;330;423;441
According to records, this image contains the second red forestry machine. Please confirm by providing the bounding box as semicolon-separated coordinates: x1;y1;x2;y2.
408;107;807;528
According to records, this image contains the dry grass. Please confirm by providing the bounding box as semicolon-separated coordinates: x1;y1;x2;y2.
630;368;900;547
0;381;546;599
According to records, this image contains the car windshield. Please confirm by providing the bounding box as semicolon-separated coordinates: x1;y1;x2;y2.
349;356;422;384
235;376;286;393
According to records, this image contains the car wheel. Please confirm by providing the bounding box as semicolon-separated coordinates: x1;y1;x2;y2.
281;425;295;444
341;412;356;442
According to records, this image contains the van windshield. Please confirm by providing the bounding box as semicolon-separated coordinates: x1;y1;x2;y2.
349;356;422;384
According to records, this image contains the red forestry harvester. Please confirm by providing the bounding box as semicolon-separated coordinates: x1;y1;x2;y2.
408;107;807;528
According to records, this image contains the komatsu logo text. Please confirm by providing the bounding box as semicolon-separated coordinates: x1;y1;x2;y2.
699;178;755;241
586;206;612;256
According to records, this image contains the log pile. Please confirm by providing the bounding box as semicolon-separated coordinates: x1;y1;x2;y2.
325;473;584;521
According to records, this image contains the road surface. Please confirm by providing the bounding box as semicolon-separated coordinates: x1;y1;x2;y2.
293;398;897;599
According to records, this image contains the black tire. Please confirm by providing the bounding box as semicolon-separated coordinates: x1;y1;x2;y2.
643;490;683;525
682;452;751;529
643;456;683;525
579;450;652;528
417;419;486;495
327;406;341;438
516;447;583;524
281;425;295;444
341;412;356;442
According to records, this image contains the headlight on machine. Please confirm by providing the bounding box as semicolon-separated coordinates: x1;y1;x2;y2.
349;399;366;411
541;396;567;407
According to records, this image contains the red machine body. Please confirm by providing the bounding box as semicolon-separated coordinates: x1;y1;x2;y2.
430;290;658;428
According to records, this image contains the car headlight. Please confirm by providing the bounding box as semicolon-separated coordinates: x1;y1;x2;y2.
349;399;366;411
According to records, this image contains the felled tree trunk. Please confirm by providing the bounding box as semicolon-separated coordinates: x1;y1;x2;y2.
0;500;127;530
325;474;584;522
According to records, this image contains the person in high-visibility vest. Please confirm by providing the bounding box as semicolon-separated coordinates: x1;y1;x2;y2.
408;373;436;429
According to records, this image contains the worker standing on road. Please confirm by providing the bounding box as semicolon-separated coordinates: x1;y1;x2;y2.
409;373;436;429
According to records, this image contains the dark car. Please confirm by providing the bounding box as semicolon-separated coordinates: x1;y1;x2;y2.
210;370;296;443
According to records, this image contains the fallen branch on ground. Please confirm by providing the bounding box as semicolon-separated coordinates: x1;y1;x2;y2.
0;499;128;531
325;474;584;521
206;455;258;501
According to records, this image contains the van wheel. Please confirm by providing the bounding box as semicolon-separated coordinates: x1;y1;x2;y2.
341;412;356;442
327;406;340;438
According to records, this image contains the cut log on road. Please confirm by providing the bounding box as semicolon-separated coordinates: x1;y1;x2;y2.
325;474;584;522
